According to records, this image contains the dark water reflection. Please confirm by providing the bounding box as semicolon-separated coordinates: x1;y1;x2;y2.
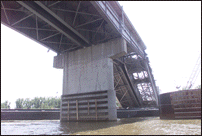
60;117;148;134
1;117;201;135
1;117;151;135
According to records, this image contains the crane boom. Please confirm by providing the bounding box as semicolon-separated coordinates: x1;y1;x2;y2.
186;53;201;89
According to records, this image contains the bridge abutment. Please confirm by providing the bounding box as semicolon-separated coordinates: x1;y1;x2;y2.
54;37;127;121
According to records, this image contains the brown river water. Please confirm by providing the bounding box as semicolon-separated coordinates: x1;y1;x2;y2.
1;117;201;135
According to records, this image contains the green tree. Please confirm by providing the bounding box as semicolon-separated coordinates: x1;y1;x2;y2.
1;100;11;109
54;97;61;108
32;97;41;109
24;98;32;109
15;98;24;108
14;97;61;109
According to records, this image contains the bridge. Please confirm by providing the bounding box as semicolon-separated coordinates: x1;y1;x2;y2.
1;1;159;121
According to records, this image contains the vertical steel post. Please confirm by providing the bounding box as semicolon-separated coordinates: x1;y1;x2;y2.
88;100;90;115
67;100;69;120
95;99;97;120
76;100;78;120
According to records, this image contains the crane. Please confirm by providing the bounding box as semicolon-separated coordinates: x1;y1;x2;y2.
185;53;201;89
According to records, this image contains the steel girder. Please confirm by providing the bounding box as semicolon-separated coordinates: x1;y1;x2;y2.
1;1;120;54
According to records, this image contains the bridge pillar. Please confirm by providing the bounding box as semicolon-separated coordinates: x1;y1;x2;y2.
54;37;127;121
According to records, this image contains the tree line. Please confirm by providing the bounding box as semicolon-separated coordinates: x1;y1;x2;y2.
1;85;201;109
1;97;61;109
1;100;11;109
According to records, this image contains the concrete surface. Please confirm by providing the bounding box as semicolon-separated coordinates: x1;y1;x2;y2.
54;37;127;121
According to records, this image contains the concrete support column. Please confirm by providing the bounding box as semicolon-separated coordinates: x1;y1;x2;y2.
54;37;127;121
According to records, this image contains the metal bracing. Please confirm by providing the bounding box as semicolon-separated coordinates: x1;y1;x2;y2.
33;1;89;46
51;8;100;17
11;13;34;26
137;73;147;101
2;1;120;53
40;32;60;41
143;60;158;106
75;18;103;28
1;1;10;25
119;90;128;103
59;34;63;49
36;15;38;40
15;1;89;48
73;1;81;26
13;26;58;31
41;41;75;45
75;28;114;35
95;33;112;44
142;71;154;101
92;20;104;41
48;1;61;8
114;63;130;107
113;60;141;108
114;74;123;89
117;52;158;107
1;7;30;12
61;45;80;53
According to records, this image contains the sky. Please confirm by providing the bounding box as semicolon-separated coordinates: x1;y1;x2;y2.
1;1;201;108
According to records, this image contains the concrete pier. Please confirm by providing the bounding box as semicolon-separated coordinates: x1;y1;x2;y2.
54;38;127;121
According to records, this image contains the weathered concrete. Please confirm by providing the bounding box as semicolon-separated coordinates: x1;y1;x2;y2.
54;37;127;121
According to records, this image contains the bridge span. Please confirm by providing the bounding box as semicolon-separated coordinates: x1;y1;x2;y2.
1;1;159;121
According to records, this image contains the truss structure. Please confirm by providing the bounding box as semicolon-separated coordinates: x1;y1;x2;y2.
1;1;119;54
114;50;158;108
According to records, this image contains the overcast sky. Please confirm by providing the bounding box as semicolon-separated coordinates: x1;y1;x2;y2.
1;1;201;108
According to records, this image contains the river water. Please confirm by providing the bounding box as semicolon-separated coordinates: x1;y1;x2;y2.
1;117;201;135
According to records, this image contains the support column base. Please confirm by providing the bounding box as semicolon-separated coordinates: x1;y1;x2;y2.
60;90;117;121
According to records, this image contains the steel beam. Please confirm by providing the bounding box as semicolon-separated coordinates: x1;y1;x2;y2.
11;14;34;26
1;1;10;25
92;20;104;41
41;41;75;45
34;1;89;45
17;1;89;47
76;28;111;34
51;8;100;17
36;15;38;40
73;1;81;26
143;60;158;106
40;32;60;41
120;90;128;102
75;18;103;28
1;7;26;12
59;34;63;49
48;1;61;7
13;26;58;32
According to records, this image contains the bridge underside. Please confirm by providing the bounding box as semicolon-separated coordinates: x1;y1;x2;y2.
1;1;158;121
